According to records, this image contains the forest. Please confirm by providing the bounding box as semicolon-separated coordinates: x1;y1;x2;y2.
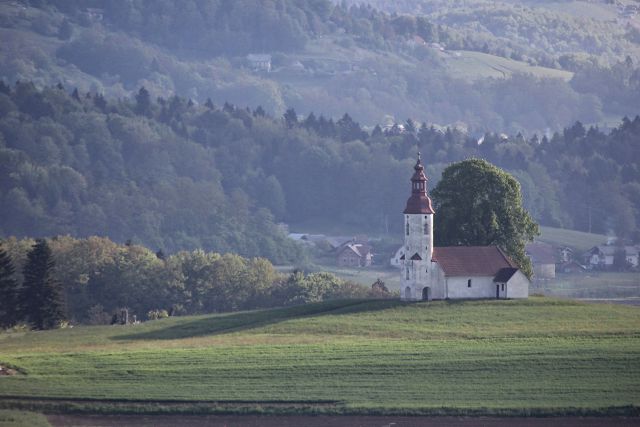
0;82;638;259
1;0;638;133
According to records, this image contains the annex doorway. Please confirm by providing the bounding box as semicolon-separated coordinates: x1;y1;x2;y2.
422;287;430;301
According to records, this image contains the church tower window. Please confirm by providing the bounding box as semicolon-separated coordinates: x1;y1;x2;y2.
406;221;409;236
405;267;410;280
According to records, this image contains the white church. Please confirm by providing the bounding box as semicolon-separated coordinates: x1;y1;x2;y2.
399;154;529;301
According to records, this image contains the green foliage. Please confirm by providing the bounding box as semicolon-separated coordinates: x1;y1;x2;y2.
1;1;637;134
0;236;381;324
0;299;638;415
19;239;66;330
0;247;19;328
0;82;638;251
432;159;539;277
147;309;169;321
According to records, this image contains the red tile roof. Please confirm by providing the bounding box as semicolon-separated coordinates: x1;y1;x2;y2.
433;246;516;276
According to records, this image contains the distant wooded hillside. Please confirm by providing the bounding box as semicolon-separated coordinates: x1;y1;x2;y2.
0;83;638;253
1;0;638;133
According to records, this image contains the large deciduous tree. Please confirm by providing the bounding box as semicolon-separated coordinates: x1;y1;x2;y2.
20;239;66;329
431;158;539;278
0;247;19;328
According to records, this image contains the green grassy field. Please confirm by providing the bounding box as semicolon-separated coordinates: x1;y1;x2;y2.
538;226;607;253
1;298;639;416
538;272;640;301
0;410;50;427
442;51;574;82
319;265;401;291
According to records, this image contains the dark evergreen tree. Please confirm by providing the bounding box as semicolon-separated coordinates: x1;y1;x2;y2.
58;18;73;40
0;80;10;95
0;247;19;328
93;93;107;111
20;239;66;330
284;108;298;129
135;86;151;116
253;105;266;117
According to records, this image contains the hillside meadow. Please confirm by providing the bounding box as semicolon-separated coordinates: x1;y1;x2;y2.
0;297;639;416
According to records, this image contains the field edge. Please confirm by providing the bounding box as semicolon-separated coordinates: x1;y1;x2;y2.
1;398;639;418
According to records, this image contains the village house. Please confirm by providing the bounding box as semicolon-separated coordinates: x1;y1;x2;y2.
525;242;556;279
336;242;373;267
246;54;272;72
390;246;405;268
584;245;640;270
558;246;573;263
400;154;529;301
559;260;587;274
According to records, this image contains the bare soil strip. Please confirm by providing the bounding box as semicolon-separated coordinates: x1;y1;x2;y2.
47;414;640;427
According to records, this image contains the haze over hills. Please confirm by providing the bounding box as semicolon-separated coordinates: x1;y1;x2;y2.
1;0;638;135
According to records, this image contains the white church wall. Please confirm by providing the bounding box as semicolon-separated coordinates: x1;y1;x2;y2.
506;270;529;298
446;276;498;299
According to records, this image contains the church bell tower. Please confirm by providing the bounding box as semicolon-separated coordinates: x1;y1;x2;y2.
401;153;434;301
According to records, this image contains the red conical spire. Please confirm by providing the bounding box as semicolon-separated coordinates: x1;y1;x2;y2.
403;152;435;214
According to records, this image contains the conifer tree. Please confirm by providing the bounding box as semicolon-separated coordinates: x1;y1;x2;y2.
0;247;19;328
20;239;66;330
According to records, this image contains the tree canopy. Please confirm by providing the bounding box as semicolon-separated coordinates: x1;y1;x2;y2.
431;158;539;278
0;247;18;328
0;83;638;252
19;239;66;329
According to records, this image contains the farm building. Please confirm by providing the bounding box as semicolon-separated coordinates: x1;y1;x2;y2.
400;154;529;301
584;245;640;269
247;54;271;72
336;243;373;267
525;242;556;279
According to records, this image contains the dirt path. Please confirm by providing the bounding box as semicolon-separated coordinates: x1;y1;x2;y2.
47;414;640;427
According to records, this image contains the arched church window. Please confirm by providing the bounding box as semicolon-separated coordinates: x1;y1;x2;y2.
424;222;429;235
405;267;410;280
406;221;409;236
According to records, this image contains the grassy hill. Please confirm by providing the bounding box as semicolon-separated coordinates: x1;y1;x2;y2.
442;50;574;81
538;226;607;253
1;298;638;416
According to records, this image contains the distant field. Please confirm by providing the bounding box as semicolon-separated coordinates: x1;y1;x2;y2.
537;272;640;301
538;226;607;252
319;265;401;290
442;51;574;82
0;298;638;416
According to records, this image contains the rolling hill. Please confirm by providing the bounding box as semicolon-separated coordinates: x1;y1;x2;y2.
1;0;636;134
1;298;638;415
